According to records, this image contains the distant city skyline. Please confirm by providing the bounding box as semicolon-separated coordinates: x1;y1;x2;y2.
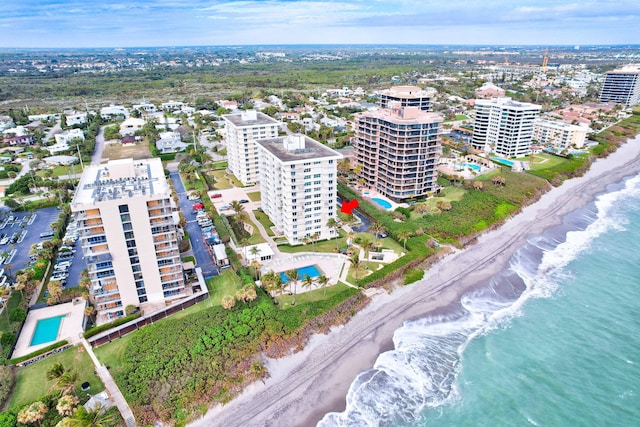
1;0;639;48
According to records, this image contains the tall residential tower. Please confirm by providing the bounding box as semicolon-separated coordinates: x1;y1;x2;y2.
378;86;436;111
223;110;280;186
599;64;640;107
353;105;443;202
472;97;541;157
72;158;185;323
256;134;342;245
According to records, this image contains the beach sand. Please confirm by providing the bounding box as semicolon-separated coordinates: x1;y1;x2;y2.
188;137;640;427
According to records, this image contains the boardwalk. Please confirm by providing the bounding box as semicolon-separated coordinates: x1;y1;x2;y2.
80;337;136;427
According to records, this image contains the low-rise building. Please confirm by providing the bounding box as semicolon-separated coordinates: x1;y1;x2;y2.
533;119;588;150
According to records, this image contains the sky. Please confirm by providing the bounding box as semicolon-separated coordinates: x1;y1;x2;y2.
1;0;639;48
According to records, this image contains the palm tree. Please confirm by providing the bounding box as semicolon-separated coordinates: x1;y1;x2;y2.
348;253;363;285
65;403;118;427
229;200;245;216
397;230;412;252
361;238;374;269
56;393;79;416
316;274;329;295
370;221;386;239
285;268;300;305
311;232;320;252
326;218;341;251
302;274;315;292
47;362;66;381
221;295;236;310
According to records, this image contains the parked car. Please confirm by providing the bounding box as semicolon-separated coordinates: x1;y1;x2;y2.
239;199;249;204
218;205;230;211
211;193;222;199
188;193;201;201
192;203;205;210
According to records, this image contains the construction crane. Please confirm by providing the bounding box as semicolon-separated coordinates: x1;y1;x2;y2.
542;48;549;68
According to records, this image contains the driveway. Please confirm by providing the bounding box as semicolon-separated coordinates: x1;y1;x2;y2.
168;171;219;279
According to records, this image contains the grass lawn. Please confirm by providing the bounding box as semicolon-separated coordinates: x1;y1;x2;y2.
278;232;346;254
10;346;104;408
253;210;275;236
182;255;195;264
93;333;135;380
276;282;352;308
527;153;566;170
211;170;242;189
211;161;228;170
346;261;384;284
101;140;152;161
35;164;80;178
206;269;243;306
247;192;261;202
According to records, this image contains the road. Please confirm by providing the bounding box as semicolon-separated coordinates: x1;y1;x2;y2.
91;126;106;166
167;168;218;279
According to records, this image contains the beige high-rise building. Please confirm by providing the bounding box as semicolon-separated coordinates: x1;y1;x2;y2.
223;110;280;186
71;158;185;323
353;105;443;202
378;86;437;111
256;134;342;245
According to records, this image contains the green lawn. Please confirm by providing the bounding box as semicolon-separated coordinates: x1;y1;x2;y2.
183;176;207;192
253;210;275;236
278;232;346;253
244;217;266;245
346;261;384;285
93;334;135;380
527;153;567;171
10;346;104;408
211;170;242;189
35;164;79;178
247;191;261;202
206;269;243;306
0;292;24;335
276;282;352;308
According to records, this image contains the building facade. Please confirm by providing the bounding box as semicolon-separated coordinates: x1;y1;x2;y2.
223;110;280;186
256;134;342;245
599;64;640;107
71;158;185;322
472;97;541;157
533;119;588;150
378;86;436;111
353;105;443;202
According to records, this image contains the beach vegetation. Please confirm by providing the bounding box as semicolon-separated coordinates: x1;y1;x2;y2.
403;268;425;285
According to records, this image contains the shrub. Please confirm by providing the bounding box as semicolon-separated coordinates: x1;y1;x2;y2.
7;340;69;365
0;365;15;407
83;312;142;338
403;268;425;285
9;308;27;323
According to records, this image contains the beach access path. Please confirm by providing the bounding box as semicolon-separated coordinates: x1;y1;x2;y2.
188;137;640;427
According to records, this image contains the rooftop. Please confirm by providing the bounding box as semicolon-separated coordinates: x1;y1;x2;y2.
223;110;279;127
256;134;342;163
360;106;444;124
72;158;169;207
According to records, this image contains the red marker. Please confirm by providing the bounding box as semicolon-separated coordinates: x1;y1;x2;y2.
340;199;359;215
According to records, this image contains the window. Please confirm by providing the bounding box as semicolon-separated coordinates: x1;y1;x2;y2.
119;205;129;213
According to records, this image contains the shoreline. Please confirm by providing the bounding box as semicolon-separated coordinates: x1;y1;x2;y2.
188;136;640;427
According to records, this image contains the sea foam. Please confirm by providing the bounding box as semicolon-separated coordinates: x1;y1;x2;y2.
318;175;640;427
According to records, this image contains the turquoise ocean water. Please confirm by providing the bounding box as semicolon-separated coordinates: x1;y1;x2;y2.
319;173;640;427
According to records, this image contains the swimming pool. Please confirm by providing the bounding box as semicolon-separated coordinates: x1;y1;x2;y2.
491;157;515;167
372;197;392;209
30;315;65;346
280;265;322;283
462;163;481;172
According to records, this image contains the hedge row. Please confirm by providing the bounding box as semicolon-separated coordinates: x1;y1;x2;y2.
7;340;69;365
83;312;142;338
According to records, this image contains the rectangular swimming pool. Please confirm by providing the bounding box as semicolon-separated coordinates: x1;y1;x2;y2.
491;157;515;167
280;265;322;283
30;315;65;346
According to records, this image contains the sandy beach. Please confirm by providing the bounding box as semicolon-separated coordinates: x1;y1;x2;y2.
188;137;640;427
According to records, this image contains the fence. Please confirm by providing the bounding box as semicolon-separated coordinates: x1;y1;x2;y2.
88;291;209;347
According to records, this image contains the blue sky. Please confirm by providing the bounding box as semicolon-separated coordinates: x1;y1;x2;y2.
1;0;639;48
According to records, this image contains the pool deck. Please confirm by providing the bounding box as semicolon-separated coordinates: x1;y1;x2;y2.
12;299;87;359
261;252;352;294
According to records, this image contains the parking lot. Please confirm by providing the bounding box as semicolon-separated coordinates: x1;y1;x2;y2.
0;206;61;274
169;172;219;279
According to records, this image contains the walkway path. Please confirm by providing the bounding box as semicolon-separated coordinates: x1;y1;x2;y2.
80;337;136;427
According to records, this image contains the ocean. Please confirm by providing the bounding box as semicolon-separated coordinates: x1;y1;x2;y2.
319;173;640;427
